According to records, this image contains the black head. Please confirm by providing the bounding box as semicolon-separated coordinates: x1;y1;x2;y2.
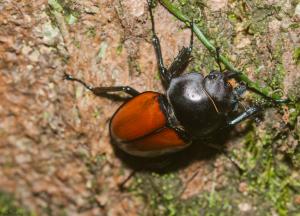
203;70;234;113
166;72;236;138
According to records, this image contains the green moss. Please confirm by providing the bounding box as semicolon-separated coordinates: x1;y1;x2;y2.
96;42;108;62
227;12;239;23
247;8;274;35
72;40;81;48
269;63;285;90
178;0;188;6
236;125;300;215
92;107;102;119
285;101;300;169
48;0;64;13
0;192;32;216
289;23;300;29
116;42;124;55
154;71;161;81
65;13;77;25
259;35;286;94
48;0;79;25
85;26;96;38
293;47;300;65
127;57;142;76
130;173;182;215
288;78;300;102
84;154;107;175
289;103;300;126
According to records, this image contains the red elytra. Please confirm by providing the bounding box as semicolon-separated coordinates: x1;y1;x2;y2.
110;92;189;157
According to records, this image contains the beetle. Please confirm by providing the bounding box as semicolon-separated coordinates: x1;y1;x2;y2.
64;0;284;160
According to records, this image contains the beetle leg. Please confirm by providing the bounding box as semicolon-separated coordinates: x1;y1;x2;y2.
91;86;139;97
64;73;140;97
229;84;247;111
167;47;191;78
225;72;289;104
206;143;244;174
167;21;194;79
227;106;260;126
118;170;136;191
233;84;247;97
147;0;169;87
148;1;194;87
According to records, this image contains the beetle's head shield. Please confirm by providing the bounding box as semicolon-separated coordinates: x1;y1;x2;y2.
203;71;234;113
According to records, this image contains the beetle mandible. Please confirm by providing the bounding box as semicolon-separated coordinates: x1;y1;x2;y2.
64;0;282;159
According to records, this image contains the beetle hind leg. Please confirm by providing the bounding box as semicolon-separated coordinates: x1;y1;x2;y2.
147;0;169;86
64;73;139;97
147;1;194;87
64;73;93;91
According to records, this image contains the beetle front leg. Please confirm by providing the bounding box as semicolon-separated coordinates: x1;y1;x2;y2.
64;73;139;97
245;85;289;104
167;21;194;79
225;71;289;104
227;106;260;126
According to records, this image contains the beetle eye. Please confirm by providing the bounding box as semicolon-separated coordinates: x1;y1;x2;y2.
209;74;216;80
